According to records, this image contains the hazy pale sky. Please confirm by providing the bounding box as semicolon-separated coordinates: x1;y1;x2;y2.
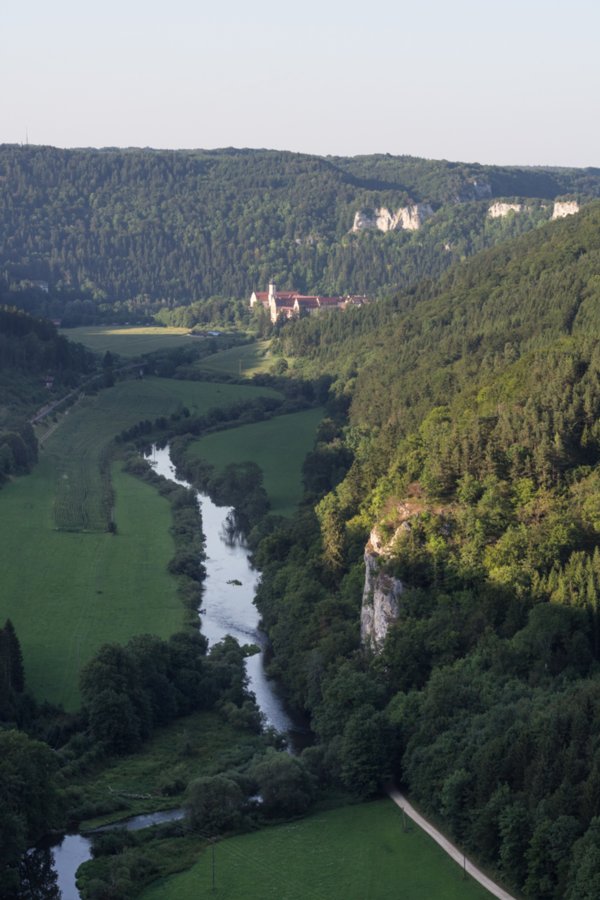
2;0;599;167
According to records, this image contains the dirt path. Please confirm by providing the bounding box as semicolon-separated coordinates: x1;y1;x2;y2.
388;787;517;900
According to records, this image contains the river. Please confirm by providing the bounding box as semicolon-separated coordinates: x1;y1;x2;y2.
38;443;299;899
149;444;298;735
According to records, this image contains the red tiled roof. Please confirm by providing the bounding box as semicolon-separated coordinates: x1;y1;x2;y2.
254;292;268;300
295;297;320;308
275;297;295;307
318;296;344;305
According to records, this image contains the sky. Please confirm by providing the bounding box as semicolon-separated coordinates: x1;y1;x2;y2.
2;0;599;167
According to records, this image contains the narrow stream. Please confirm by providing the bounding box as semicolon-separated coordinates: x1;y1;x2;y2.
39;443;299;899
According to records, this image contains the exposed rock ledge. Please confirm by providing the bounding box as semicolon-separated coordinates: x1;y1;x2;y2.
352;203;434;233
361;521;412;652
552;200;580;219
361;494;434;652
487;202;523;218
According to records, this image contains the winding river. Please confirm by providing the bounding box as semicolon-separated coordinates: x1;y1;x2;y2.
150;444;298;735
39;444;299;899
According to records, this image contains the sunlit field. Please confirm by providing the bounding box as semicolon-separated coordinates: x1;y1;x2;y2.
61;325;195;356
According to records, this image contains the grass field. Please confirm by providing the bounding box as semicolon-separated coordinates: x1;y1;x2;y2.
61;326;195;356
186;407;323;516
195;340;277;377
37;377;280;532
141;799;492;900
0;378;280;708
0;463;180;709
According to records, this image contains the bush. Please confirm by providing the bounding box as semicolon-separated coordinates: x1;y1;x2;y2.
185;774;244;834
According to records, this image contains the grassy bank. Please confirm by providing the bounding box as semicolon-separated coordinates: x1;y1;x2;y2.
186;407;323;517
70;710;266;828
0;378;280;708
140;798;492;900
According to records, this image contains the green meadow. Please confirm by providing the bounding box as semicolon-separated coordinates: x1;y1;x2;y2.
0;377;280;708
61;325;194;356
0;463;180;710
141;799;492;900
37;377;280;532
186;407;324;516
195;340;276;377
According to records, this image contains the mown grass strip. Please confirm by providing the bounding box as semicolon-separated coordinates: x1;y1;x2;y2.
140;798;492;900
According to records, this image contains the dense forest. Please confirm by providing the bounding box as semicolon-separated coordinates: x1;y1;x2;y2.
2;145;600;323
248;203;600;898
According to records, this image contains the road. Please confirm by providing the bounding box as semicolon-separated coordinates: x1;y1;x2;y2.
388;787;517;900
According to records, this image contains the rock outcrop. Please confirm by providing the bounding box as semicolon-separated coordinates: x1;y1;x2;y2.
360;494;437;652
488;202;523;218
360;526;405;652
552;200;580;219
352;203;434;233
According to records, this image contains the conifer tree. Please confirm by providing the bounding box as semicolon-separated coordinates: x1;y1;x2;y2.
2;620;25;693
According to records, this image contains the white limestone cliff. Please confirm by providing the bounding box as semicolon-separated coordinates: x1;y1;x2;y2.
352;203;434;233
360;526;404;652
488;202;523;218
552;200;580;219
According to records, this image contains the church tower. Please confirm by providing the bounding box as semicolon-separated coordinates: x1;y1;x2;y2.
268;282;277;322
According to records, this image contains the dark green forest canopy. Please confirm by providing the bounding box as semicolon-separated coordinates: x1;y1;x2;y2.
1;144;600;319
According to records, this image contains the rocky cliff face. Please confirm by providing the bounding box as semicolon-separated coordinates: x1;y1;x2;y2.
552;200;580;219
488;201;523;218
352;203;434;233
360;527;403;652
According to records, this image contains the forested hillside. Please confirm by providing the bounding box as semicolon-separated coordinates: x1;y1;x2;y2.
2;144;600;323
253;204;600;898
278;201;600;428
